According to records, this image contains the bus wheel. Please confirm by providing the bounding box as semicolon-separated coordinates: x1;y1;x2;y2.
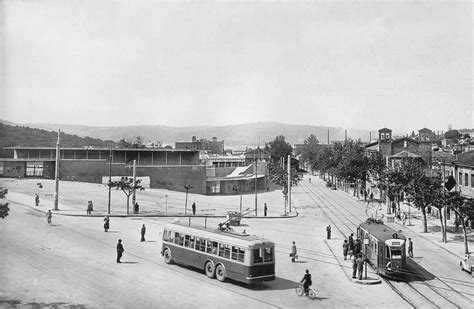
163;248;173;264
216;264;226;282
205;261;215;279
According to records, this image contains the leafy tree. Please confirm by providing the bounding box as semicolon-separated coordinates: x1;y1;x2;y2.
444;130;461;139
447;192;473;254
300;134;320;168
0;187;9;219
266;135;293;162
108;177;145;214
117;138;133;148
132;136;145;148
335;140;368;197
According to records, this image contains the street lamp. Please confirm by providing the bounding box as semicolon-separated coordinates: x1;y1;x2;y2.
184;184;193;214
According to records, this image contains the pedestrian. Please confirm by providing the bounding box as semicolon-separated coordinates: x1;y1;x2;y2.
264;203;268;216
116;239;124;263
391;201;396;214
291;241;297;262
134;202;139;214
104;216;110;232
343;239;349;260
326;224;331;240
46;210;52;225
192;202;196;215
356;254;364;280
352;255;357;279
87;201;93;215
354;238;361;255
309;177;311;183
427;206;432;216
402;213;407;226
141;224;146;242
34;194;40;206
348;233;354;258
407;238;413;258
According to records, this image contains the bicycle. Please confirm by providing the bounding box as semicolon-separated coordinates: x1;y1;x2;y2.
295;284;317;300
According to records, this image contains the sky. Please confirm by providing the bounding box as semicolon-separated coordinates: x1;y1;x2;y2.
1;0;472;133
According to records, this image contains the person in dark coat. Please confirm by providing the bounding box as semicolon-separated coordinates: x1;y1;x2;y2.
300;269;312;295
291;241;297;262
116;239;124;263
192;202;196;215
104;216;110;232
264;203;268;216
348;233;354;257
352;255;358;279
87;201;93;215
46;210;52;225
407;238;413;258
141;224;146;242
343;240;349;260
354;238;362;255
356;254;364;280
34;194;40;206
326;225;331;239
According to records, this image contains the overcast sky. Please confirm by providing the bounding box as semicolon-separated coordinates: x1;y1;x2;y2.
1;0;472;133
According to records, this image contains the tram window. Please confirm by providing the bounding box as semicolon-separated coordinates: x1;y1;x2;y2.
253;249;263;263
195;237;206;252
163;229;169;241
391;249;402;259
238;248;245;262
231;246;239;260
263;247;273;262
185;235;195;248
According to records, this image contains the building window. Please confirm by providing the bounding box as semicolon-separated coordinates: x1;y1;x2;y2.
459;172;462;186
26;162;43;177
465;173;469;187
471;174;474;188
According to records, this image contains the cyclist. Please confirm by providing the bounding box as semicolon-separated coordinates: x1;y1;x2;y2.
300;269;312;295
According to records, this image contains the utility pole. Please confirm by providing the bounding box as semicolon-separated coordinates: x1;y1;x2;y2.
254;149;258;216
165;195;168;213
288;154;291;213
107;149;112;215
184;184;193;214
132;159;137;214
54;129;60;211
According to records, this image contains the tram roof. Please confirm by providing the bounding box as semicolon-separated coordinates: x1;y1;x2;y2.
165;221;274;247
359;222;406;242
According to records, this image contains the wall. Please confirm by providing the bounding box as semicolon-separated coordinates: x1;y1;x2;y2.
60;159;108;183
3;161;25;177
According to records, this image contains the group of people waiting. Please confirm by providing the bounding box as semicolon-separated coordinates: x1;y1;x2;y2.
342;233;365;280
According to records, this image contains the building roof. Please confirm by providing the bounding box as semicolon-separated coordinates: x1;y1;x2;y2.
390;150;421;159
379;128;392;132
4;146;198;153
453;150;474;167
359;222;406;242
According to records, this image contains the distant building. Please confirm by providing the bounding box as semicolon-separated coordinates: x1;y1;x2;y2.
175;136;224;154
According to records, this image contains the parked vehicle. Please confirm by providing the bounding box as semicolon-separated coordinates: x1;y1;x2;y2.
460;254;474;275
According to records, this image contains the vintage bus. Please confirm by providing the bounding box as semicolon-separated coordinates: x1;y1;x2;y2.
161;222;275;284
358;221;407;276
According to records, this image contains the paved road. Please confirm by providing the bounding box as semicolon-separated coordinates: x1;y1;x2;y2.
1;176;472;308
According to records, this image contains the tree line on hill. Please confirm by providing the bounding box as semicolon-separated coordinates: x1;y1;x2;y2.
0;123;115;157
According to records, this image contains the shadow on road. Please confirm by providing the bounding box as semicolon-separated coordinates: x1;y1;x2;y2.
232;276;298;291
386;258;435;282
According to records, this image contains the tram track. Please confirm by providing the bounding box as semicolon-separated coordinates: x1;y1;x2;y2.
299;179;472;308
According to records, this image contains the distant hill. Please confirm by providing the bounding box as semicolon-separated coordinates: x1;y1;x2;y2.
10;121;380;148
0;123;114;157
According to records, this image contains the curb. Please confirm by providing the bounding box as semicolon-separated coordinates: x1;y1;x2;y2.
351;278;382;285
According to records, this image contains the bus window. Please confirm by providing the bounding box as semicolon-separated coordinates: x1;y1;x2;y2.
174;233;184;246
238;248;245;262
195;237;205;252
263;247;273;262
253;249;263;263
185;235;195;249
231;246;239;260
218;244;231;259
207;241;218;255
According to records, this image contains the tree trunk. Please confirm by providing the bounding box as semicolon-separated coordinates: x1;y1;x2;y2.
462;218;469;254
126;196;130;214
438;210;446;242
421;206;428;233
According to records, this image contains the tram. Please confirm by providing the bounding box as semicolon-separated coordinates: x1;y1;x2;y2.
358;221;406;276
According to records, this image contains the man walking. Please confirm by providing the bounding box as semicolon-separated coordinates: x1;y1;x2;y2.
34;194;40;206
264;203;268;216
141;224;146;242
46;210;52;225
116;239;124;263
407;238;413;258
326;225;331;239
291;241;297;263
192;202;196;215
